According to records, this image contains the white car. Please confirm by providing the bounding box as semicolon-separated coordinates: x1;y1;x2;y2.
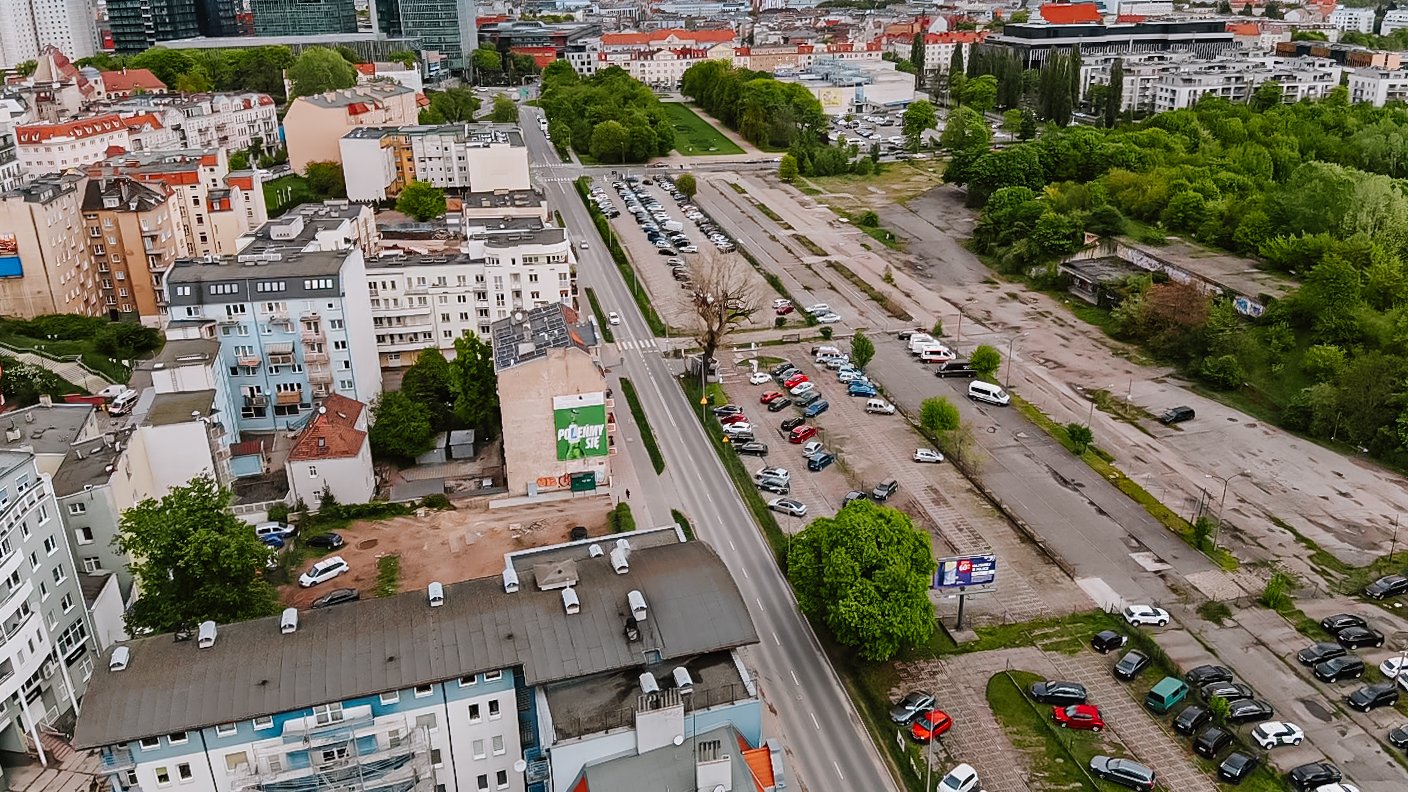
805;303;830;315
768;498;807;517
755;466;790;483
680;245;699;253
749;371;771;385
789;381;816;397
801;440;823;456
816;313;842;324
1313;785;1360;792
579;241;589;249
937;764;979;792
914;448;944;463
773;298;792;309
299;556;349;588
608;312;621;325
1122;604;1170;627
97;383;128;399
722;422;753;436
838;370;867;383
1380;656;1408;680
1250;721;1304;749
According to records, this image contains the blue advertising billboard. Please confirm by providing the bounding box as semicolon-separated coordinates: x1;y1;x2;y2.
933;554;996;589
0;233;20;278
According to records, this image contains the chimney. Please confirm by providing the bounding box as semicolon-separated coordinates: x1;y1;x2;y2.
561;586;579;615
695;740;732;792
427;581;445;607
502;565;520;593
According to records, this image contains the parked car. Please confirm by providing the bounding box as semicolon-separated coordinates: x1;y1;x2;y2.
807;451;835;471
311;588;359;609
1226;698;1275;724
872;478;899;501
749;372;772;385
909;709;953;743
1159;405;1196;424
1200;681;1254;703
789;381;816;397
756;478;789;495
1122;604;1170;627
1193;725;1235;759
254;521;295;540
1320;613;1368;632
1348;682;1399;711
914;448;944;464
1251;721;1304;749
780;417;805;433
719;413;749;426
1173;705;1211;736
1297;642;1347;666
889;690;935;724
1113;650;1150;681
1185;664;1234;687
1052;704;1104;731
722;422;753;436
768;498;807;517
783;373;809;389
760;390;784;404
936;764;979;792
754;466;790;483
1365;574;1408;599
1088;756;1156;790
1028;680;1088;705
1388;723;1408;749
795;390;823;407
847;383;879;398
734;441;769;457
1286;761;1341;792
1091;630;1128;654
304;532;345;550
1218;752;1259;784
842;491;869;506
1336;625;1385;649
934;361;978;378
299;556;349;587
261;534;285;549
801;440;823;456
788;424;818;443
767;397;793;412
712;404;742;417
802;400;829;418
1314;655;1365;682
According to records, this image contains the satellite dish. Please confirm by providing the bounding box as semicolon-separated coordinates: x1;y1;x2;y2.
513;759;527;773
672;735;684;746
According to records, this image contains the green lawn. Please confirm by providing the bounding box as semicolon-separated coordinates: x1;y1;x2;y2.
660;103;744;156
264;175;318;215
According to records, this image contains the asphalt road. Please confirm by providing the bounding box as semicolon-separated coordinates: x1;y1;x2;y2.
520;108;900;792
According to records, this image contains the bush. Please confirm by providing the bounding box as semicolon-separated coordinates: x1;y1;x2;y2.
1192;516;1215;550
819;327;834;340
1302;343;1346;382
1261;570;1295;610
1200;354;1245;390
421;493;452;510
608;502;636;533
1065;422;1093;454
931;318;944;336
857;210;879;227
1197;600;1232;625
971;344;1002;378
267;502;290;523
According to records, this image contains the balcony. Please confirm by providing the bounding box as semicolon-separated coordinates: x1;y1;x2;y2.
268;353;294;366
303;350;328;363
300;329;323;343
100;749;137;773
243;395;268;408
275;391;302;406
308;368;333;385
237;354;260;368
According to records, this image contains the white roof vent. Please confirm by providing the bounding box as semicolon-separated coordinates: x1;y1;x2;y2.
280;608;298;634
502;565;520;593
561;586;580;615
615;538;631;554
673;666;694;694
588;543;604;558
109;646;130;672
610;546;630;574
197;620;217;649
639;672;660;695
428;581;445;607
628;589;648;622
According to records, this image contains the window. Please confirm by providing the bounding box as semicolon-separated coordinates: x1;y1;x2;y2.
224;752;249;772
155;768;170;787
125;770;138;786
415;713;437;732
472;739;485;759
37;504;48;523
177;764;192;782
267;757;283;773
312;703;343;725
52;564;67;585
468;704;481;723
430;749;443;768
330;319;344;330
495;770;508;789
477;776;488;792
484;670;502;682
60;593;73;613
67;503;86;516
74;526;93;544
380;690;399;705
139;737;160;750
252;716;273;730
308;466;318;478
43;536;56;555
215;723;237;737
488;699;501;719
492;735;505;755
168;732;188;745
458;675;477;687
414;684;433;698
82;557;100;573
320;747;348;763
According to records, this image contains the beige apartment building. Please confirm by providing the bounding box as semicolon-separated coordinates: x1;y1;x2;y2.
0;172;103;318
283;83;420;174
81;177;183;321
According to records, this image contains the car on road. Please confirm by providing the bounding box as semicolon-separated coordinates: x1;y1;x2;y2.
1226;698;1275;724
1217;751;1259;784
1122;604;1170;627
1348;682;1399;711
299;556;349;587
1335;625;1385;648
712;404;742;417
1052;704;1104;731
775;304;794;315
1364;573;1408;599
1158;405;1196;424
1173;705;1211;736
783;373;809;389
936;764;979;792
1200;681;1254;703
734;441;769;457
872;478;899;501
1297;642;1347;666
768;498;807;517
1113;650;1150;680
767;397;793;412
1320;613;1368;632
750;372;772;385
719;413;749;425
934;361;978;378
1286;761;1341;792
1028;680;1087;705
304;532;345;550
1185;664;1233;687
805;303;830;315
311;588;359;609
914;448;944;463
1092;630;1128;654
760;390;784;403
1088;756;1156;790
910;709;952;743
1389;723;1408;748
807;451;835;471
1314;655;1365;682
802;400;829;418
889;690;935;724
1251;721;1304;749
842;491;869;506
789;381;816;397
1193;725;1234;759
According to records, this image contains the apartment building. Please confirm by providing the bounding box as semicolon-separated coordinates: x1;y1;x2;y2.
599;44;735;89
283;393;373;507
1383;9;1408;36
14;115;131;175
1329;5;1375;35
1348;67;1408;106
0;173;103;319
74;531;770;792
81;176;183;322
368;222;573;368
732;41;885;73
0;0;97;69
980;18;1236;68
341;124;529;203
164;207;381;434
0;122;21;193
103;92;279;153
97;69;167;98
283;84;420;174
1151;56;1339;112
250;0;357;35
882;30;983;73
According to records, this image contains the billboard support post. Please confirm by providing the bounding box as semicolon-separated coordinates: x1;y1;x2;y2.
955;587;967;631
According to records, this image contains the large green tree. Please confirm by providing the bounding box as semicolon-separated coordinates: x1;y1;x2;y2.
369;391;436;461
490;94;518;123
128;47;195;86
920;396;961;433
676;172;697;198
287;46;358;97
902;99;938;150
939;105;991;151
426;87;481;122
786;501;936;661
396;180;447;221
116;476;280;634
450;333;500;437
961;74;999;113
304;161;347;199
1105;58;1124;128
590;120;631;163
401;348;456;431
849;330;876;369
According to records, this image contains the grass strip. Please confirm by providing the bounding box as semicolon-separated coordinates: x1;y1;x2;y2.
375;554;401;597
751;200;790;228
727;181;747;195
659;102;744;155
670;508;696;540
584;287;614;343
619;377;665;474
824;260;914;321
794;235;828;256
574;177;667;336
987;670;1111;791
857;223;903;250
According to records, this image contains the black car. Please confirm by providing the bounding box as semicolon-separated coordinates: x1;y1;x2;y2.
1218;752;1259;784
712;404;742;417
780;417;806;434
734;441;769;457
1159;405;1195;424
1113;650;1150;681
304;532;344;550
1336;625;1385;649
872;478;899;501
1297;642;1347;666
1313;654;1365;682
769;362;794;377
1365;574;1408;599
1320;613;1368;632
1226;698;1274;724
1200;681;1253;703
1388;724;1408;749
1089;756;1156;790
1185;664;1234;687
1173;705;1211;736
1348;682;1400;711
1193;726;1234;759
842;491;869;506
934;361;978;378
311;588;359;609
1029;680;1088;705
766;397;793;412
1092;630;1128;654
889;690;935;724
1287;761;1341;792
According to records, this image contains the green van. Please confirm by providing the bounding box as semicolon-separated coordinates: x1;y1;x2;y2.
1145;677;1190;714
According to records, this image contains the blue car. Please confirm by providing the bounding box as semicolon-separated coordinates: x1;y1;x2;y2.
803;399;829;417
260;534;286;549
807;451;836;471
848;383;878;398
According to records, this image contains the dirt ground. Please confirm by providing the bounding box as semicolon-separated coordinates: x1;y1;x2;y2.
279;496;613;607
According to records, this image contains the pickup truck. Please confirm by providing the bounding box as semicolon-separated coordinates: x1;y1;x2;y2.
934;361;978;378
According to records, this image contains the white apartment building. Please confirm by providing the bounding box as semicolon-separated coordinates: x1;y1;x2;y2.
599;44;735;89
0;121;21;193
340;124;530;203
106;93;280;153
564;40;601;76
1330;5;1376;35
0;0;96;69
1151;56;1339;112
1382;9;1408;36
1349;67;1408;106
14;115;129;174
368;222;573;368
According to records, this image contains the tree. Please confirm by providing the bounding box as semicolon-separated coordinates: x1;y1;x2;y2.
116;475;280;634
682;253;760;374
950;45;964;82
427;87;481;122
490;94;518;123
971;344;1002;378
388;49;417;69
910;33;926;74
1250;81;1284;112
1105;58;1124;128
589;119;631;163
472;45;502;79
1264;0;1283;19
0;356;74;406
1001;108;1023;135
174;68;213;93
449;332;499;436
1302;344;1346;383
850;331;876;370
129;47;195;86
401;348;456;431
961;74;998;113
676;173;697;198
786;500;936;661
1019;109;1038;140
778;153;799;182
1065;422;1093;454
902;99;938;150
920;396;961;434
369;391;436;461
939;106;991;151
287;46;358;97
396;180;447;221
304;161;347;198
14;59;37;77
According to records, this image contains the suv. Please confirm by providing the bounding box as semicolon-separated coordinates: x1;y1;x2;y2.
1089;756;1156;790
1185;665;1233;687
1287;761;1341;792
1193;726;1234;759
1365;574;1408;599
872;478;899;501
807;451;836;471
1314;655;1365;682
1158;406;1195;424
1091;630;1128;654
1173;705;1211;736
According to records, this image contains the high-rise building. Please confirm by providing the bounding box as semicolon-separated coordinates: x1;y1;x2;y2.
0;0;97;69
107;0;237;54
377;0;476;72
251;0;358;36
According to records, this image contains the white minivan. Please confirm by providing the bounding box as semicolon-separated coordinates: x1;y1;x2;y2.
968;381;1010;406
918;344;956;363
908;334;935;355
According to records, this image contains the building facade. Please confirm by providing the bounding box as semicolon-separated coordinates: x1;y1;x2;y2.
81;177;184;322
14;115;130;175
283;84;420;175
377;0;476;71
981;18;1237;68
0;0;97;69
283;393;374;506
103;92;279;153
0;122;21;193
251;0;358;35
341;124;529;203
107;0;237;53
0;173;104;319
1329;5;1375;34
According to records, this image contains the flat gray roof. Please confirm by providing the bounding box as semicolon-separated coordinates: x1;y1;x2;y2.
73;539;757;749
144;391;216;427
582;724;763;791
148;338;221;369
52;436;122;495
0;404;95;456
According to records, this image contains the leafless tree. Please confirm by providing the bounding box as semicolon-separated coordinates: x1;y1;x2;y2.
680;250;760;371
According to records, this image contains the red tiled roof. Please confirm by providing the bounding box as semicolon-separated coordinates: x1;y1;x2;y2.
16;114;126;144
1115;14;1146;22
99;68;166;94
741;742;775;792
603;28;735;46
346;102;371;115
1226;22;1260;35
1039;2;1102;24
354;63;376;75
230;439;267;457
288;394;367;462
120;112;165;131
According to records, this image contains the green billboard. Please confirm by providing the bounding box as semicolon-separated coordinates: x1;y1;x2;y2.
554;395;609;460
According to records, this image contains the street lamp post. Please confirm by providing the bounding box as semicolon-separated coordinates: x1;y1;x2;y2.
1204;470;1251;548
1391;513;1401;561
1003;334;1026;389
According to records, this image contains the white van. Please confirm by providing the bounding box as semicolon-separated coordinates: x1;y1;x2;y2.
865;398;895;415
919;344;956;364
968;381;1010;406
109;388;139;415
907;334;935;355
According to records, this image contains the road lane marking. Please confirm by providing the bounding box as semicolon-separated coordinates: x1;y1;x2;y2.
756;597;766;613
740;566;750;579
729;539;737;551
810;711;820;730
833;761;845;781
790;669;800;686
772;631;780;646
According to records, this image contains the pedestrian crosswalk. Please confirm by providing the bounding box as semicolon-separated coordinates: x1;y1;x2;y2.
616;338;659;351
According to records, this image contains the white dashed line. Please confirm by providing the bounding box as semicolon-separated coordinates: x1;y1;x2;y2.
772;631;781;646
790;669;800;686
833;761;845;780
810;711;820;730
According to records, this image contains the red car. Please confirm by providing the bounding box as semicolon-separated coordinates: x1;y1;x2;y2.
760;391;784;404
909;709;952;743
788;425;818;444
1052;704;1104;732
776;304;795;316
783;373;809;389
720;413;749;425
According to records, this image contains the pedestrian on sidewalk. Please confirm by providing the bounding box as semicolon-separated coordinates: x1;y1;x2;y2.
626;488;631;499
